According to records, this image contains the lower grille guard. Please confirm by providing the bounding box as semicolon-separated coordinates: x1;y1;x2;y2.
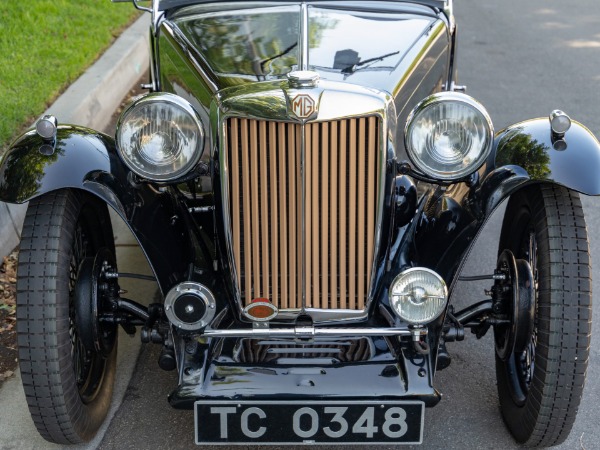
169;329;439;409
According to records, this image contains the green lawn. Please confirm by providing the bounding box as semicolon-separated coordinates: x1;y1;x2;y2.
0;1;141;152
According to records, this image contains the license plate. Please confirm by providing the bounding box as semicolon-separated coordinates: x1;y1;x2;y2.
195;400;424;445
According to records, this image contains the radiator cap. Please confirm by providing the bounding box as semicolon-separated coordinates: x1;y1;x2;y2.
288;70;319;88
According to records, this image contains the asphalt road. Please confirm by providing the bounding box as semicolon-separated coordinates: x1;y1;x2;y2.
99;1;600;449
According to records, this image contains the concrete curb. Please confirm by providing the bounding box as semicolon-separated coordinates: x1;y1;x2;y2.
0;13;149;260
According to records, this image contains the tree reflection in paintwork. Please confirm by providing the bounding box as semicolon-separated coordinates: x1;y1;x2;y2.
0;134;62;203
496;129;551;180
212;366;252;386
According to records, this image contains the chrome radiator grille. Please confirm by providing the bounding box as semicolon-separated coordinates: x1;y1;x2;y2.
225;116;380;311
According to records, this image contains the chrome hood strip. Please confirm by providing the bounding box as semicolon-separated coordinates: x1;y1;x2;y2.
299;2;309;70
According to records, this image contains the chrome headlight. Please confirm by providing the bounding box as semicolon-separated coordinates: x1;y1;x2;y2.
116;93;204;181
389;268;448;325
405;92;493;181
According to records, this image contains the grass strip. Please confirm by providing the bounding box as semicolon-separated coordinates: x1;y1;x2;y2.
0;1;141;152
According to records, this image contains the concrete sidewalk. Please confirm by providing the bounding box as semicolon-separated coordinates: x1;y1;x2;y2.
0;13;150;261
0;13;155;450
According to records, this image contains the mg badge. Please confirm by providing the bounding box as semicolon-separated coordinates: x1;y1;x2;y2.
291;94;315;119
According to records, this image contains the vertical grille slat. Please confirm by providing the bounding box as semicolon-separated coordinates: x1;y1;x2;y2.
311;123;320;309
259;121;270;300
329;122;338;310
348;119;357;309
321;123;329;309
249;121;260;296
240;119;253;304
366;116;377;291
357;118;366;310
339;120;348;309
305;124;312;308
230;119;241;291
278;122;288;308
269;121;279;306
226;117;380;311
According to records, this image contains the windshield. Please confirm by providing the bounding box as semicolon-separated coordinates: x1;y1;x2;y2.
173;4;434;83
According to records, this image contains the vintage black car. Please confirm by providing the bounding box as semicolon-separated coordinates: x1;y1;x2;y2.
0;0;598;446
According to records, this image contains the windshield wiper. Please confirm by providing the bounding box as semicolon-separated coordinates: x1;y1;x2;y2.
341;50;400;74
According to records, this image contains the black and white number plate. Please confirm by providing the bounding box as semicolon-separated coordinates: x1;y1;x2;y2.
195;400;424;445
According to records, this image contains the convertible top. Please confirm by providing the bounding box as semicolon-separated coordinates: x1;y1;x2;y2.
158;0;448;12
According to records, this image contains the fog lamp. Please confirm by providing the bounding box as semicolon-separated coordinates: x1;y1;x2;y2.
389;268;448;324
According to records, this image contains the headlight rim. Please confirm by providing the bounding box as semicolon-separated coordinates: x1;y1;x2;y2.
404;91;494;182
389;267;449;325
116;92;205;182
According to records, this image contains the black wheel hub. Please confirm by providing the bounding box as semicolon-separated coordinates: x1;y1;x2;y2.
493;249;535;361
74;248;118;358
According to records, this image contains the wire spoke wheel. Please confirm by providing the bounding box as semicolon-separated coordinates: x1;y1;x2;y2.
16;190;117;444
495;184;591;447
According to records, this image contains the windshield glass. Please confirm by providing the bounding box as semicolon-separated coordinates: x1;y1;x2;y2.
174;4;433;83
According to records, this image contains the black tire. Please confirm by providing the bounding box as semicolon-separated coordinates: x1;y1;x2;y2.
16;189;117;444
496;184;591;447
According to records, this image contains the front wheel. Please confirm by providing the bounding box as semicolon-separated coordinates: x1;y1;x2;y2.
495;184;591;447
16;190;117;444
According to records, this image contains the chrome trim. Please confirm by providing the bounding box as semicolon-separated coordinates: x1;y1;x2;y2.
242;301;279;322
115;92;205;181
161;21;219;94
300;120;307;310
404;91;494;181
35;115;58;140
202;326;427;339
287;70;319;89
299;3;309;70
549;110;571;136
218;80;395;322
389;267;449;325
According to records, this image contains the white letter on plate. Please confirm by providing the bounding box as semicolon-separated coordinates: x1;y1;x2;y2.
241;407;267;438
293;407;319;438
210;406;237;439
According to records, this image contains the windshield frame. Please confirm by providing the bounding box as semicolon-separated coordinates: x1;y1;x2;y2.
158;0;448;12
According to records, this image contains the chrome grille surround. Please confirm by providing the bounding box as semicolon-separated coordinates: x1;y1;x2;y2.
218;81;395;322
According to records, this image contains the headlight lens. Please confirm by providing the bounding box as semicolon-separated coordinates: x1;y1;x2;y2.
389;268;448;325
116;93;204;181
405;92;493;181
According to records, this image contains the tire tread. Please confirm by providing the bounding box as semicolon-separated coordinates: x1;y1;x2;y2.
497;185;591;447
16;190;116;444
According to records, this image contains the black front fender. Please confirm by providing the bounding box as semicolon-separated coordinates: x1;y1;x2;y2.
479;118;600;215
0;126;192;294
0;126;128;204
